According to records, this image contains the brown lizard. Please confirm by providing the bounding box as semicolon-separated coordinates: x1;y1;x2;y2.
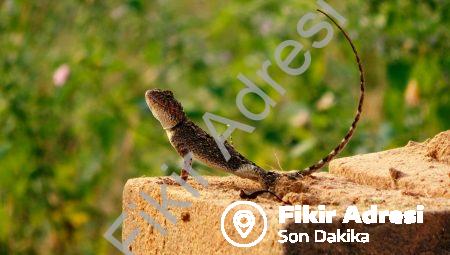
145;10;365;199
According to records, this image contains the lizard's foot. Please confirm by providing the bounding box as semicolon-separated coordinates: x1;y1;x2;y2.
237;170;284;202
262;170;282;188
285;171;318;180
180;169;189;181
286;173;300;180
239;189;285;203
285;171;307;180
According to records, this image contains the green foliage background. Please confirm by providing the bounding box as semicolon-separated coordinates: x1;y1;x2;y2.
0;0;448;254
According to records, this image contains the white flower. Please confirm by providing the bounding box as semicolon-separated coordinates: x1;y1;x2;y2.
316;92;335;111
290;109;310;127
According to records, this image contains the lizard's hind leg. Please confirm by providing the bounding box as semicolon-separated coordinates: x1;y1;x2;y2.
239;171;285;202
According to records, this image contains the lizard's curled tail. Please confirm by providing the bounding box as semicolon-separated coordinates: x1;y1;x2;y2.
288;9;365;178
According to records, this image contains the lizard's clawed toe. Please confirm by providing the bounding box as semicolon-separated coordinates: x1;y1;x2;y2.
239;189;260;199
239;189;285;203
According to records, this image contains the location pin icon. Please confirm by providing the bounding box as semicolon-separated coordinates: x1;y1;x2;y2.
232;210;256;238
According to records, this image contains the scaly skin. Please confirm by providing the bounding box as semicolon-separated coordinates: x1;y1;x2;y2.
145;10;365;195
145;89;276;188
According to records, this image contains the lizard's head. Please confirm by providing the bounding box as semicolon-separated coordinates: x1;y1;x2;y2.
145;89;186;129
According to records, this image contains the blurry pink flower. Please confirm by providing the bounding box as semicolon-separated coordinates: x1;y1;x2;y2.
53;64;70;87
259;20;273;35
110;5;126;20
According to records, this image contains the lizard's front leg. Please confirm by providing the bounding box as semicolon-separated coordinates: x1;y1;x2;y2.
181;151;193;181
173;142;192;181
160;148;192;185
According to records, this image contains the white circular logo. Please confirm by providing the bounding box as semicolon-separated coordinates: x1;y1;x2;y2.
220;201;268;247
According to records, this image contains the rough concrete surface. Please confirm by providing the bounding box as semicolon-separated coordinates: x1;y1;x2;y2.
123;176;449;254
122;131;450;254
329;130;450;198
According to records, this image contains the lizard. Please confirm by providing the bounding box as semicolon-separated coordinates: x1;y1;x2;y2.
144;10;365;200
